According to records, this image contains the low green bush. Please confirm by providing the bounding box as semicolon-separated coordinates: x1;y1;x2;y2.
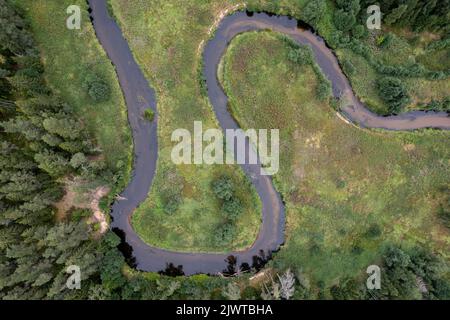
69;208;91;222
287;46;313;65
221;197;243;221
82;73;111;102
365;223;382;239
212;176;234;201
376;76;410;114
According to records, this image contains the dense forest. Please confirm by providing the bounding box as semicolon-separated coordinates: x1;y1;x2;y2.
0;0;449;300
298;0;450;113
361;0;450;33
0;0;125;299
0;0;233;300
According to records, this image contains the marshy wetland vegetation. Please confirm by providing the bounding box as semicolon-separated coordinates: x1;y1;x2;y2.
222;29;450;292
0;0;449;300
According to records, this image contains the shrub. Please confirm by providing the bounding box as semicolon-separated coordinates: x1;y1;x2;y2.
352;25;366;39
162;192;182;215
157;169;184;215
336;0;360;13
333;9;356;32
437;193;450;229
308;241;321;255
427;38;450;51
212;176;234;201
316;80;331;101
69;208;91;222
82;73;110;102
221;197;243;220
365;224;382;238
214;222;236;245
379;33;394;49
342;59;356;75
70;152;87;169
330;278;364;300
424;98;450;112
241;286;260;300
351;244;363;255
376;76;410;114
328;30;345;48
287;46;312;65
144;108;155;122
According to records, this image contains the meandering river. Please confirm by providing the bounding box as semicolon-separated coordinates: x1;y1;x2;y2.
87;0;450;275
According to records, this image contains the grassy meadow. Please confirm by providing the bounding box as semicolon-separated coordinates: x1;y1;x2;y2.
110;0;261;252
107;0;449;272
12;0;133;217
337;31;450;115
245;0;450;115
19;0;448;291
14;0;132;172
221;30;450;290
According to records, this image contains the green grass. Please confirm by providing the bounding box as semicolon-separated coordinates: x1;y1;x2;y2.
14;0;132;173
339;29;450;115
111;0;261;253
13;0;133;214
221;31;450;291
132;164;261;252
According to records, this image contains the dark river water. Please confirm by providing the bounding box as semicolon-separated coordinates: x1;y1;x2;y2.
87;0;450;275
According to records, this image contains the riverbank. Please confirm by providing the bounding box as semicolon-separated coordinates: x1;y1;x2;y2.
91;0;449;279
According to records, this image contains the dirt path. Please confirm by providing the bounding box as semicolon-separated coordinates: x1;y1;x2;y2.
88;186;110;234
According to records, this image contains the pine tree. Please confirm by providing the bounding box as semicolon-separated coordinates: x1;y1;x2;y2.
385;5;408;25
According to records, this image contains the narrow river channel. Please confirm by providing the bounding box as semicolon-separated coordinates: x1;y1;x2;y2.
87;0;449;275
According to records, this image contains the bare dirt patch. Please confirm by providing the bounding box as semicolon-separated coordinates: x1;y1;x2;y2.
249;268;274;287
54;177;110;234
88;186;110;234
